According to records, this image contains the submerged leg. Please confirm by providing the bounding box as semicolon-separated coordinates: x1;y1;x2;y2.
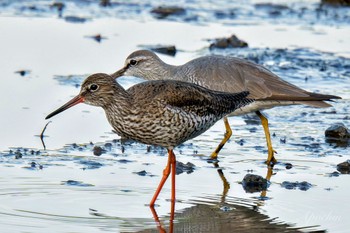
210;117;233;160
256;111;277;165
150;149;176;207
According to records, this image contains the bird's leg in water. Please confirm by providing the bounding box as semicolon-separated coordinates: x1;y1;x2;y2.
210;117;232;160
150;149;176;207
256;111;277;165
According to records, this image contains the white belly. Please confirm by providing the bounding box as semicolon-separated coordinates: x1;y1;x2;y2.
230;100;299;116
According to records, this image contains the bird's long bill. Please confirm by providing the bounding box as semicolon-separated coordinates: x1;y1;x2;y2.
45;95;84;120
110;66;127;79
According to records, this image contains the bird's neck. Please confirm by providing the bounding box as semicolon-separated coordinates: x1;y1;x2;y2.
146;61;178;81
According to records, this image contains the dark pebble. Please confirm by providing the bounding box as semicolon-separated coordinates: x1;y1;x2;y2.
336;160;350;174
63;180;93;187
209;34;248;50
151;6;186;19
15;152;22;159
325;123;350;139
148;45;177;56
134;170;148;176
281;181;313;191
176;161;195;175
15;70;30;76
100;0;111;7
285;163;293;169
93;146;105;156
280;137;286;144
321;0;350;6
328;171;340;177
242;174;269;193
64;16;87;23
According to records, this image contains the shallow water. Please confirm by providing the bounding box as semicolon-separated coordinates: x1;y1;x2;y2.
0;1;349;232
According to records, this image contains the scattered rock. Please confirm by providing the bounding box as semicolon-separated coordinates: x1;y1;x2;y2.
151;6;186;19
176;161;195;175
209;34;248;50
337;160;350;174
242;174;269;193
134;170;148;176
143;45;177;56
328;171;340;177
15;70;30;76
325;123;350;147
285;163;293;169
93;146;105;156
78;160;103;169
321;0;350;6
87;34;107;43
325;123;350;139
281;181;313;191
63;180;93;187
64;16;88;23
100;0;111;7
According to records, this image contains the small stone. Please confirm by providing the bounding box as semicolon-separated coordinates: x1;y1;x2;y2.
93;146;105;156
321;0;350;6
15;151;22;159
242;174;269;193
15;70;30;76
210;34;248;50
325;123;350;139
176;161;195;175
147;45;177;56
337;160;350;174
281;181;313;191
285;163;293;169
151;6;185;19
134;170;148;176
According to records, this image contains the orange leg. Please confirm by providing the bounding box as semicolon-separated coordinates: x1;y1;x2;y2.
150;149;176;207
256;111;277;165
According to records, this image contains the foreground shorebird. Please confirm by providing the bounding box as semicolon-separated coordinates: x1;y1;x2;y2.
45;73;252;206
111;50;341;164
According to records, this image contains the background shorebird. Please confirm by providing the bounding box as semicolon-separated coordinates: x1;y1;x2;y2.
45;73;253;207
111;50;341;165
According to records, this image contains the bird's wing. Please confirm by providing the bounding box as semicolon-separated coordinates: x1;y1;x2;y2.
183;56;338;101
128;80;251;117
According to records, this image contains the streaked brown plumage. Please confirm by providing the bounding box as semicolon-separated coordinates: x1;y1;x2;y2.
45;73;253;206
111;50;341;164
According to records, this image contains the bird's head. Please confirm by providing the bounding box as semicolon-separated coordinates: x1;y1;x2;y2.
111;50;165;80
45;73;119;119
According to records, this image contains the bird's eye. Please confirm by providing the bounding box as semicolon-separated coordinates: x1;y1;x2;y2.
89;84;99;91
129;59;138;66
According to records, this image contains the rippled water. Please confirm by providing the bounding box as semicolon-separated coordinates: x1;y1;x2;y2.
0;1;349;232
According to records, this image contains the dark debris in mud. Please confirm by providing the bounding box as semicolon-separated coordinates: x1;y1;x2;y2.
0;0;349;26
15;69;31;76
281;181;313;191
63;180;94;187
140;44;177;56
336;160;350;174
209;34;248;50
325;123;350;142
242;174;269;193
76;159;104;170
176;161;195;175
